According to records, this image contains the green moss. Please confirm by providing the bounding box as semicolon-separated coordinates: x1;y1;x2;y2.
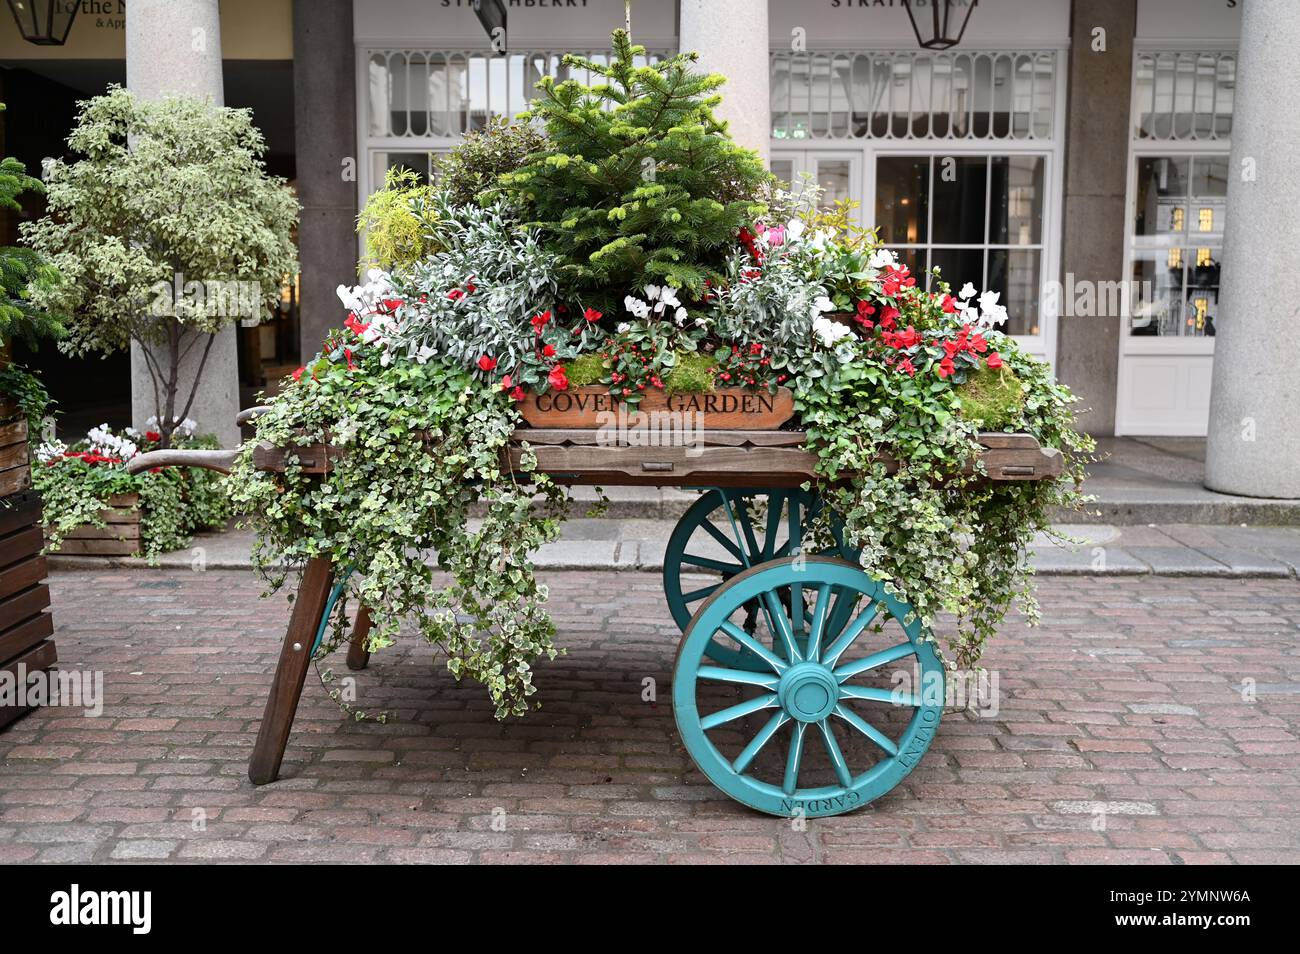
663;350;715;395
954;365;1024;429
564;352;608;388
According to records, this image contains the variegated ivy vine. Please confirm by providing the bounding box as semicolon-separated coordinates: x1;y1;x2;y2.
229;353;568;718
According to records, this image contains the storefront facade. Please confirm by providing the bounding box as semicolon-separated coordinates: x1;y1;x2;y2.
0;0;1251;438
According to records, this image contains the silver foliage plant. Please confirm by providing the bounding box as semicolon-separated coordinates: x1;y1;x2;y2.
386;197;562;370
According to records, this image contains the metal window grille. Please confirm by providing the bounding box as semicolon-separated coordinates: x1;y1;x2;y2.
769;49;1057;141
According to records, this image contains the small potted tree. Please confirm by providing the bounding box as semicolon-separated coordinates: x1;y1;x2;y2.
20;87;295;556
22;85;299;448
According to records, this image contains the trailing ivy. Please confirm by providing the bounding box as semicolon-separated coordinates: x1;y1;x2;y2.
230;348;568;718
796;335;1093;670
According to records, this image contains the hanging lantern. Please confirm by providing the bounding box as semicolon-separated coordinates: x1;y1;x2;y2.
6;0;80;46
472;0;507;54
903;0;978;52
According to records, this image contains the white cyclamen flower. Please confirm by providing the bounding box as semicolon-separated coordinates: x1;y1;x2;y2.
786;218;806;240
959;282;978;300
812;316;853;347
624;295;650;319
977;289;1009;327
812;296;835;316
868;248;899;269
35;440;67;463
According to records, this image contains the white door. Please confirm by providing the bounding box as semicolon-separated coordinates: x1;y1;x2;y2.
1115;151;1225;436
770;150;865;226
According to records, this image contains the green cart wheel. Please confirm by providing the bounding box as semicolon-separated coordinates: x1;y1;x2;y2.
663;489;855;669
673;556;944;818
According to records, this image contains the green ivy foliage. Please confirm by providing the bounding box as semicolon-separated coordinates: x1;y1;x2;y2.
229;347;568;718
796;337;1094;669
0;362;51;438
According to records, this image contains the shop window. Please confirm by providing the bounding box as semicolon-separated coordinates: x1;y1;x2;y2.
875;153;1046;337
1128;155;1227;337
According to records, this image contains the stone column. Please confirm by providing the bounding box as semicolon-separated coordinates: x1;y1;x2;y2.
293;0;358;361
1054;0;1137;438
1205;0;1300;498
125;0;239;448
678;0;769;163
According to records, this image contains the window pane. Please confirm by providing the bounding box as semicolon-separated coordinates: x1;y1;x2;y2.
989;155;1044;245
1186;246;1221;337
770;159;794;187
875;156;930;245
379;152;431;186
932;156;987;245
987;248;1040;336
890;248;924;278
1130;247;1186;336
928;247;985;297
1189;156;1228;238
1133;157;1190;239
814;159;853;211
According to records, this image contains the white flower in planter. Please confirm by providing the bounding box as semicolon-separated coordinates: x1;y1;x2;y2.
35;439;67;463
812;315;853;347
959;282;977;300
624;295;650;319
977;289;1009;328
786;218;806;241
869;248;899;269
812;295;835;317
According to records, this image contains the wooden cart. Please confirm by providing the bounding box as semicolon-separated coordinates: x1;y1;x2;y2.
131;416;1062;818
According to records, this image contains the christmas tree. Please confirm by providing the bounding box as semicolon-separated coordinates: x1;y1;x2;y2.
495;30;770;312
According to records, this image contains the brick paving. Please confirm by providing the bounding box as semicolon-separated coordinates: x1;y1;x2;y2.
1;568;1298;864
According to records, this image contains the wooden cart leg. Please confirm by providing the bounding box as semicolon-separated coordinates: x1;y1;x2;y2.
346;605;373;671
248;557;335;785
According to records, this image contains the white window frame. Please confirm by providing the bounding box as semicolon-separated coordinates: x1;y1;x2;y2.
1115;42;1235;436
771;46;1066;364
865;142;1059;357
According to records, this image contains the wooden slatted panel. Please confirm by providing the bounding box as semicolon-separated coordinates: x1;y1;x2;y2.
44;493;141;556
0;414;30;498
252;431;1063;484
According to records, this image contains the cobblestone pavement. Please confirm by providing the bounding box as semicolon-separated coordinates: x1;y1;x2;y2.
1;569;1298;864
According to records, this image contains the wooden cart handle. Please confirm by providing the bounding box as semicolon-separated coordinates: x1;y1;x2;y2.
126;447;242;476
237;405;271;426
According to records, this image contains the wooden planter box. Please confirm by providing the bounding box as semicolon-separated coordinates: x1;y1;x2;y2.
44;493;142;557
0;490;56;730
0;400;31;499
518;386;795;429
